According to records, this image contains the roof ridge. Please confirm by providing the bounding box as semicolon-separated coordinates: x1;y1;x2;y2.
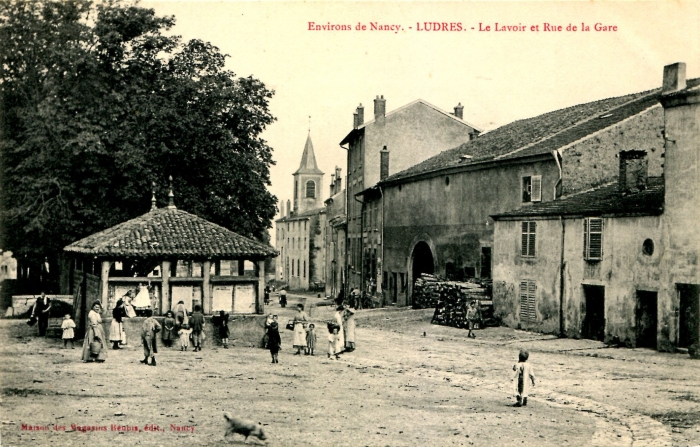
494;88;659;161
356;98;481;131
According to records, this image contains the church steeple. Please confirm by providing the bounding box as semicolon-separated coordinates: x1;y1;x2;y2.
294;132;324;175
292;131;324;214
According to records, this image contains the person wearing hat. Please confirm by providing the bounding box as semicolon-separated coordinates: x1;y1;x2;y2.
81;301;107;363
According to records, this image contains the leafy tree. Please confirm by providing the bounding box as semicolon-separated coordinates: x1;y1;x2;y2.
0;0;277;290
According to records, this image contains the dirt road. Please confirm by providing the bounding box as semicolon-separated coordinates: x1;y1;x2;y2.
1;299;698;446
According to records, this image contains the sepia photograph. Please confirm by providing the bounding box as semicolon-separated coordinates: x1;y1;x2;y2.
1;0;699;446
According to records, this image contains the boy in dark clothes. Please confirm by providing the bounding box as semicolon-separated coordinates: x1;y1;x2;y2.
190;304;205;352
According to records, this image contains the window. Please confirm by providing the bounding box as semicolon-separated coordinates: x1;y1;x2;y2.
519;280;537;323
584;218;604;260
522;175;542;203
297;260;300;277
303;261;306;278
521;221;536;257
306;180;316;198
294;181;298;201
291;260;295;276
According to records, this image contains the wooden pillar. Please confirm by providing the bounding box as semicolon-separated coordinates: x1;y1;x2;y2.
202;260;211;314
257;260;265;314
162;260;171;313
100;260;111;310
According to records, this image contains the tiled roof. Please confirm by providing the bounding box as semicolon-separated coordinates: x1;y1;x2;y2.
491;177;664;220
64;207;278;258
276;206;326;223
384;79;700;183
340;99;482;145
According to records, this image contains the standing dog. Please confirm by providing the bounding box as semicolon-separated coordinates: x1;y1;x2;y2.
223;413;267;443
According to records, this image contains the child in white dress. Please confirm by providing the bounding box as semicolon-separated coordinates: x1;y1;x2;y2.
513;350;536;407
178;324;193;351
61;314;76;348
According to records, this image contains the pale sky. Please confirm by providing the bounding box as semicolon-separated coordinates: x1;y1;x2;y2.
142;1;700;242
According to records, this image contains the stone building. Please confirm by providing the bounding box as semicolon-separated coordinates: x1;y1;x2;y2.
369;76;686;307
341;97;481;294
324;168;346;298
63;182;277;333
491;63;700;353
275;134;326;290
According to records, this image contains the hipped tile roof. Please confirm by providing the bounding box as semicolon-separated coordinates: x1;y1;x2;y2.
384;79;700;184
64;207;278;259
491;177;664;220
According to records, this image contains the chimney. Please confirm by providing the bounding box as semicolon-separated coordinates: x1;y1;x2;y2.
353;104;365;129
330;174;336;196
454;103;464;119
619;150;648;194
286;199;291;217
662;62;686;95
335;167;342;193
279;200;284;218
374;95;386;123
380;146;390;180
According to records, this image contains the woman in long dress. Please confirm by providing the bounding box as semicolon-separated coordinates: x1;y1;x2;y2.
344;307;356;351
292;304;308;355
81;301;108;362
333;306;345;354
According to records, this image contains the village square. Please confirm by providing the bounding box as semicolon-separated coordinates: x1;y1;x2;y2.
2;1;700;446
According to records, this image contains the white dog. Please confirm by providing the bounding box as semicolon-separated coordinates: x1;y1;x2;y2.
223;413;267;444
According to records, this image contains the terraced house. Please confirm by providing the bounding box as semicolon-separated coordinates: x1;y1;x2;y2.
492;63;700;353
363;70;698;307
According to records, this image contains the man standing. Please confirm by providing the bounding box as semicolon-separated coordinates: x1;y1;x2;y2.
32;292;52;336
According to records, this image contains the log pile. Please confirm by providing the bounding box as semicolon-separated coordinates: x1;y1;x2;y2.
411;274;494;329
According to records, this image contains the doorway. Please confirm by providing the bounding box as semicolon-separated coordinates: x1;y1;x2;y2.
410;241;435;307
678;284;699;349
582;285;605;341
481;247;492;279
635;290;657;349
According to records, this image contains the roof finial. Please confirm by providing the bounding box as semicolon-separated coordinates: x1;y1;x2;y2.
308;115;311;134
167;175;176;209
151;182;157;210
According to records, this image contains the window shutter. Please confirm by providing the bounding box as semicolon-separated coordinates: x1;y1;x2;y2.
528;222;536;256
584;218;604;260
521;222;529;256
531;175;542;202
520;280;537;323
527;281;537;322
520;281;529;321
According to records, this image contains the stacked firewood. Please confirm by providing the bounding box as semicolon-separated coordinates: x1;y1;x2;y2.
411;274;494;329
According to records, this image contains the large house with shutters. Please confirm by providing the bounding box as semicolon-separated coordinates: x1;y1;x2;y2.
363;77;684;307
491;63;700;354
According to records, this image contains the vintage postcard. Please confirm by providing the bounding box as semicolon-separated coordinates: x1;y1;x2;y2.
1;1;699;446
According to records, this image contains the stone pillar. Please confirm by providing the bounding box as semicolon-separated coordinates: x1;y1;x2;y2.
202;260;212;314
162;260;171;312
257;260;265;314
100;260;111;310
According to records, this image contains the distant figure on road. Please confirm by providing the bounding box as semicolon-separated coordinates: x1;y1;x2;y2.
190;305;205;352
161;310;176;348
178;323;192;351
292;304;308;355
333;306;345;354
174;300;189;326
344;307;356;352
327;324;340;360
61;314;76;349
279;289;287;308
32;292;52;336
81;301;107;363
466;301;478;339
305;323;317;355
267;321;281;364
140;315;161;366
109;299;127;349
216;310;230;348
264;286;271;306
513;350;536;407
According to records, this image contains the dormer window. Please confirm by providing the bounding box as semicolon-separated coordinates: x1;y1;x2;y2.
522;175;542;203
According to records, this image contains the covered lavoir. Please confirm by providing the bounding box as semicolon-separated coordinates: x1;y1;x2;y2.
63;180;277;334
